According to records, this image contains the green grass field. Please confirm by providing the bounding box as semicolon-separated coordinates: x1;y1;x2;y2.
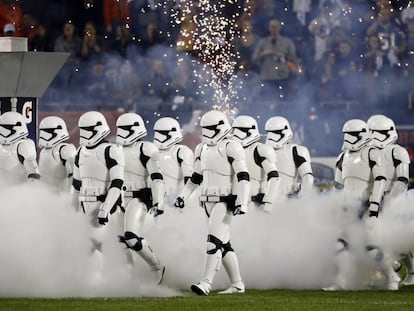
2;288;414;311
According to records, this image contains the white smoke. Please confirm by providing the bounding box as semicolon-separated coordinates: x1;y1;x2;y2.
1;181;414;297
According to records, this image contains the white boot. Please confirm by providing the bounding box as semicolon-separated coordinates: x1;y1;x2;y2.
387;270;401;290
401;254;414;286
401;273;414;286
219;251;245;294
191;252;221;295
191;280;212;296
138;242;165;284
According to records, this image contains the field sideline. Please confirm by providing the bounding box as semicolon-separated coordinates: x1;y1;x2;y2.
2;288;414;311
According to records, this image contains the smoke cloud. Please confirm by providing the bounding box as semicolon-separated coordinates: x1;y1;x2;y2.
1;180;414;297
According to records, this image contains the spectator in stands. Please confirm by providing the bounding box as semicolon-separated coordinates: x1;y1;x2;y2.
362;35;385;105
144;59;172;102
367;6;407;105
103;0;131;36
84;62;110;110
140;22;164;53
20;14;37;42
112;60;143;111
252;18;297;100
250;0;279;38
234;17;259;73
110;24;139;58
308;0;336;62
176;3;198;56
0;0;22;36
367;6;406;69
80;21;105;62
53;21;82;88
2;22;14;36
313;50;339;101
334;40;362;101
29;24;53;52
129;0;161;41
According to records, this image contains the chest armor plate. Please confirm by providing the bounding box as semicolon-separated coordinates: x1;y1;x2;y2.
78;144;110;182
0;142;26;181
381;146;396;186
274;145;296;178
200;142;233;196
159;146;181;181
342;149;371;183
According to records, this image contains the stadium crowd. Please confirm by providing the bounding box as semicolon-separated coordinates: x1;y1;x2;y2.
1;0;414;156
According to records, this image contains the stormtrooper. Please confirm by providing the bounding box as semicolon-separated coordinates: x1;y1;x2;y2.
367;114;411;287
264;116;313;197
116;112;165;284
71;111;124;274
175;110;250;295
153;117;194;199
38;116;77;191
0;111;40;185
232;115;279;212
325;119;391;290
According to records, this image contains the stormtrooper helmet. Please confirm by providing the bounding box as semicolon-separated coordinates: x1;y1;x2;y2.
39;116;69;148
232;115;261;147
265;116;293;149
367;114;398;148
342;119;370;151
153;117;183;150
0;112;28;145
200;110;232;145
116;112;147;146
78;111;110;147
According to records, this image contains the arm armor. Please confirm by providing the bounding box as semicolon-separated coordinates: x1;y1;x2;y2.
143;142;165;209
101;145;124;214
388;145;410;198
178;143;202;201
18;140;40;180
177;145;194;183
258;144;279;204
368;148;387;213
295;145;314;195
334;152;345;191
60;143;77;178
227;141;250;213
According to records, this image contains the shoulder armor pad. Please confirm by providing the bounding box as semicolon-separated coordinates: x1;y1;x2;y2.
392;145;410;165
17;139;37;161
60;143;77;161
142;141;160;161
226;140;245;161
257;143;276;163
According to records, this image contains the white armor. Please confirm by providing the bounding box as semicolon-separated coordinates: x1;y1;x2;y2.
326;119;390;291
368;115;411;287
72;111;124;226
232;115;279;212
265;116;313;196
176;110;250;295
0;111;40;184
71;111;124;277
38;116;76;191
367;115;409;199
154;117;194;197
116;112;165;283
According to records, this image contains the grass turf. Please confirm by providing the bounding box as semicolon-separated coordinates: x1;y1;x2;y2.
2;287;414;311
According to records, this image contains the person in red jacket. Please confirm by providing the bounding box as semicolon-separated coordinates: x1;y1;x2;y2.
103;0;131;35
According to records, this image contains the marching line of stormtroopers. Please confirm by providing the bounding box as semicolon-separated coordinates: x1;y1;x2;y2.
0;110;411;293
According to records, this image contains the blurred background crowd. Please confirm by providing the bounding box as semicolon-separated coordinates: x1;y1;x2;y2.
1;0;414;156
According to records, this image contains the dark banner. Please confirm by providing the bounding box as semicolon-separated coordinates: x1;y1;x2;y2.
0;97;37;143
